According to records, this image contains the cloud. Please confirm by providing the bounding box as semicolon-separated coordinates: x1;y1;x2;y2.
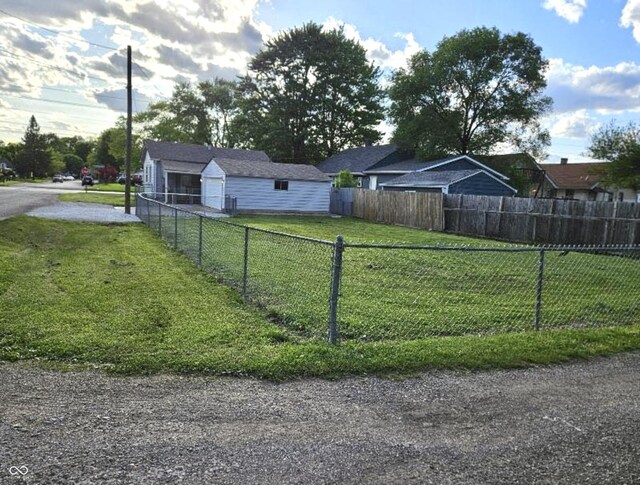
546;58;640;113
92;87;150;112
621;0;640;43
322;17;421;71
542;0;587;23
548;110;601;138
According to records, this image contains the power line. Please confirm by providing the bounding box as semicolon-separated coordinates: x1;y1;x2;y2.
0;46;113;84
2;92;125;111
0;8;119;51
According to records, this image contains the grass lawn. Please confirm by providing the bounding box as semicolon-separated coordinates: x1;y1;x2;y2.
59;192;135;206
0;177;49;186
180;214;640;340
86;183;126;192
1;215;639;378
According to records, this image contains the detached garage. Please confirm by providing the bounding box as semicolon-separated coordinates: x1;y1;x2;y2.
201;158;331;213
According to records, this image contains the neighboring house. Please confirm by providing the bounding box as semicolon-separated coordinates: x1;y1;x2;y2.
538;158;639;202
380;155;517;196
476;153;544;197
316;144;413;189
0;159;13;171
318;145;517;196
142;140;330;212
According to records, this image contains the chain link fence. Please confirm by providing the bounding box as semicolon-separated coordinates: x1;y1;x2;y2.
136;194;640;343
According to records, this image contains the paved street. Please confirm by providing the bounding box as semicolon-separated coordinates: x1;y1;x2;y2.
1;353;638;484
0;182;123;220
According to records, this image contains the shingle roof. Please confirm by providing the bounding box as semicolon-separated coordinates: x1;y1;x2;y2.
364;159;439;173
316;144;400;174
144;140;271;164
214;159;330;182
540;162;608;189
162;161;205;174
382;170;481;187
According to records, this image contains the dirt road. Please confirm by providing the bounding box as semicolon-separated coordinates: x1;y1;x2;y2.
1;353;638;484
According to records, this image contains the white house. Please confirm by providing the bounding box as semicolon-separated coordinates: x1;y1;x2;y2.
142;140;331;213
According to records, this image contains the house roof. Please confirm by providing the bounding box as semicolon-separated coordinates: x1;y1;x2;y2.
416;155;510;180
316;144;400;174
214;159;330;182
364;159;438;174
381;170;482;187
143;140;271;164
540;162;608;190
162;161;205;175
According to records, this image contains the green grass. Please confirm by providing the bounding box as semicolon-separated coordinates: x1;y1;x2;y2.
1;215;639;378
186;214;640;340
86;183;126;192
0;177;49;186
59;192;135;206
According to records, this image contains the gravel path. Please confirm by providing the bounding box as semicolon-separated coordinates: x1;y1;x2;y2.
27;202;140;223
1;353;638;484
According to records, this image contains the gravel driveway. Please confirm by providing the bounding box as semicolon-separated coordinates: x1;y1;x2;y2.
27;202;140;223
1;353;638;484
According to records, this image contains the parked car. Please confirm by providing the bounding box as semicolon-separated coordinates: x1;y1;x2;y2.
117;174;126;184
52;174;64;183
81;175;94;186
62;174;75;181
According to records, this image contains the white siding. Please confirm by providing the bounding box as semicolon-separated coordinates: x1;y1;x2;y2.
201;162;226;209
143;152;156;193
226;176;330;212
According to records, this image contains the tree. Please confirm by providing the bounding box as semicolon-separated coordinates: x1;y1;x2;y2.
62;153;85;175
199;78;240;147
335;169;358;188
14;116;51;177
234;22;385;164
135;82;211;145
588;121;640;190
389;27;552;159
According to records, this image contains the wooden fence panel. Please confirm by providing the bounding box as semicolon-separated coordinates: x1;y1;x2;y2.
330;189;638;245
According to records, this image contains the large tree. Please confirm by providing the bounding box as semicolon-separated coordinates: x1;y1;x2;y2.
389;27;552;159
15;116;51;177
199;78;240;147
135;82;211;145
588;121;640;190
234;22;385;164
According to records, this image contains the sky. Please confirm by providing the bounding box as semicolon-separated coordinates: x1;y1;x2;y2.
0;0;639;163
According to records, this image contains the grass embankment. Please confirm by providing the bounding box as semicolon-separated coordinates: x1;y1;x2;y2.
59;192;135;206
1;216;638;378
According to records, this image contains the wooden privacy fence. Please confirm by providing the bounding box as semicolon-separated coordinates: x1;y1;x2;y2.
330;188;444;231
330;188;640;245
445;195;640;245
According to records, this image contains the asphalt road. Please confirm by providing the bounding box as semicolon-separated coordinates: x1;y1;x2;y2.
0;184;63;220
1;353;638;484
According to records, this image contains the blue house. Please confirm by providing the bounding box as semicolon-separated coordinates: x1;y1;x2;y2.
380;155;517;196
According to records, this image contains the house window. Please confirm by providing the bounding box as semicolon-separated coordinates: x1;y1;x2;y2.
618;192;624;202
274;180;289;191
565;189;574;199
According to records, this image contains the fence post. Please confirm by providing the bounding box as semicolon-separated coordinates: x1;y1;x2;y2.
535;248;545;330
174;207;178;249
242;226;250;297
158;203;162;236
197;215;203;267
328;235;345;344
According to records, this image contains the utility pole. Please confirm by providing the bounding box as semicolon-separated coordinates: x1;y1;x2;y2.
125;45;132;214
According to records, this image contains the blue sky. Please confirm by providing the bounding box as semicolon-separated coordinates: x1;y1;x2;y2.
1;0;639;163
